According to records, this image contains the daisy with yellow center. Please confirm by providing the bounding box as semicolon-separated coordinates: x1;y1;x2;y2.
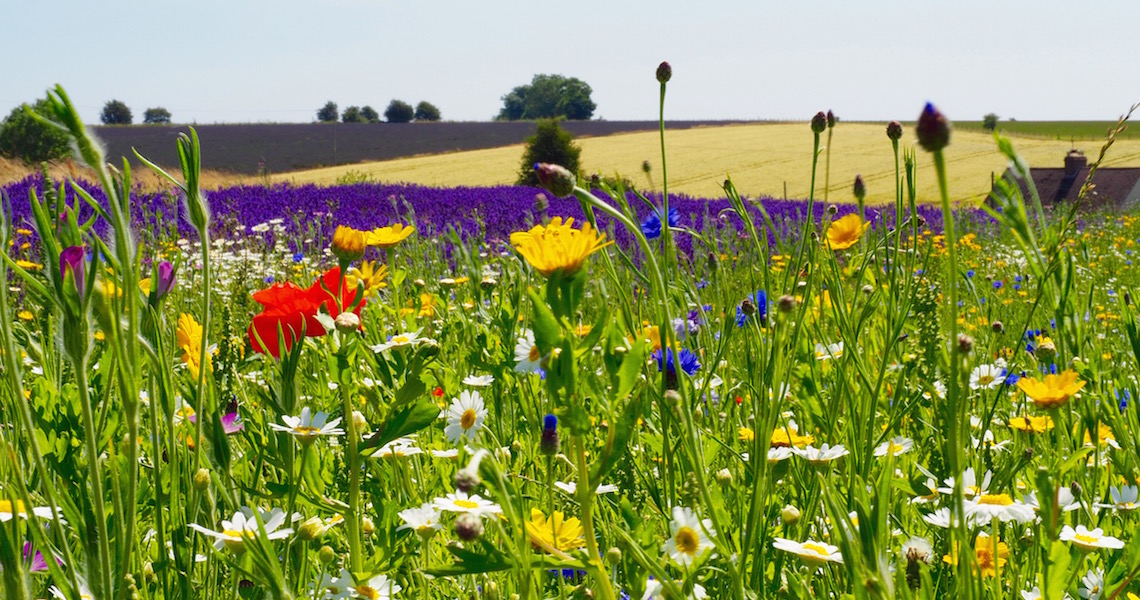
364;223;415;249
525;508;586;552
513;329;543;373
965;493;1036;523
267;407;344;446
397;503;443;540
188;507;293;553
176;313;211;380
1060;524;1125;551
444;390;487;445
1009;415;1054;433
432;491;502;515
662;506;714;566
943;533;1008;577
509;217;612;277
772;537;843;566
1016;370;1085;409
824;213;870;251
0;499;57;521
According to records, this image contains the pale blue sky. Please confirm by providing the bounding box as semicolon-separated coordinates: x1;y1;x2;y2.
4;0;1137;124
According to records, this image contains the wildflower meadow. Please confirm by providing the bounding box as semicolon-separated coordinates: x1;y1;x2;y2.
4;71;1140;600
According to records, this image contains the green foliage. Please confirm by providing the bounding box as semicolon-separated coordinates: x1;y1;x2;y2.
0;99;71;163
982;113;999;131
497;73;596;121
142;107;172;124
414;100;441;122
316;101;338;123
359;105;379;123
100;99;132;125
384;99;414;124
341;106;366;123
516;118;581;186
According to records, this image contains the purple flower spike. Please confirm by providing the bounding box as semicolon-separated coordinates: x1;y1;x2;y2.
59;245;86;297
155;261;176;300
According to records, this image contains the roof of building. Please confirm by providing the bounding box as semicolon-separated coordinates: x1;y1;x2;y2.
1025;166;1140;208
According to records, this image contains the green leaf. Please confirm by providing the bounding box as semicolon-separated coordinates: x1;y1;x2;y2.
527;287;562;354
1041;540;1071;600
362;395;438;452
590;393;643;483
615;338;648;401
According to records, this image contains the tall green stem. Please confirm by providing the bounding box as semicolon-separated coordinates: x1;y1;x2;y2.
573;435;615;600
74;363;115;598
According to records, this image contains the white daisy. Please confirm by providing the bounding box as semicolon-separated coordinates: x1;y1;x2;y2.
767;447;793;463
1080;568;1104;600
772;537;843;566
791;443;849;465
514;329;543;374
937;468;992;498
0;499;58;522
662;506;715;566
397;503;443;539
814;341;844;361
873;436;913;457
552;481;619;495
432;491;502;516
444;390;487;445
373;438;423;459
1094;485;1139;512
642;579;707;600
1027;488;1081;513
319;568;401;600
268;407;344;445
188;507;293;552
964;493;1036;523
921;507;983;529
49;581;93;600
370;330;428;353
462;374;494;387
969;363;1006;390
430;448;460;459
1060;525;1124;551
972;430;1011;453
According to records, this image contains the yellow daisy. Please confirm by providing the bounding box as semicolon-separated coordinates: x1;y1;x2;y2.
825;214;869;251
365;223;415;249
509;217;612;277
1017;370;1085;409
525;508;586;552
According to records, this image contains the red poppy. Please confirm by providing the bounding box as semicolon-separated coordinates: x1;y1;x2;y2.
432;386;444;397
248;267;365;358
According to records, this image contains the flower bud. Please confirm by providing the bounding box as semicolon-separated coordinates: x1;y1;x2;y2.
1070;481;1082;500
715;468;733;486
641;160;652;174
361;516;375;536
781;504;801;525
334;312;361;335
480;276;497;290
604;547;623;567
915;102;951;152
992;320;1004;334
331;226;366;264
143;562;155;583
827;204;838;215
886;120;903;141
740;298;756;317
533;163;576;198
60;245;86;297
413;278;426;289
656;61;672;83
826;110;837;129
318;545;337;564
956;333;974;355
853;175;866;202
154;261;176;301
811;111;827;134
1035;336;1057;362
298;516;324;541
540;414;560;456
778;295;797;313
352;410;367;432
862;284;874;295
193;468;210;491
454;468;481;494
455;513;484;541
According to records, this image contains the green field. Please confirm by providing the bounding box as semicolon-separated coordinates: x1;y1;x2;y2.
954;120;1140;140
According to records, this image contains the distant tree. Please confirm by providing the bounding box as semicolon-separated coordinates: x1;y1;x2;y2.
0;99;71;163
982;113;999;131
342;106;366;123
497;74;596;121
384;99;414;124
517;118;581;186
143;107;172;124
101;100;133;125
360;105;380;123
317;101;339;123
414;101;441;122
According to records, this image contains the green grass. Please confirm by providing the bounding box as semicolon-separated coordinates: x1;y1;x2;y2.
955;120;1140;140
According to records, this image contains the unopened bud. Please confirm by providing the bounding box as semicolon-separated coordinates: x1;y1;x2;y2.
827;110;837;128
827;204;838;215
740;298;756;316
361;516;375;536
1070;481;1082;500
862;284;874;295
334;312;361;334
781;504;801;525
956;333;974;355
352;410;367;432
540;414;560;456
664;390;682;412
454;468;481;494
480;276;497;290
298;517;324;541
604;547;623;566
811;111;827;134
143;562;155;583
992;321;1004;334
715;468;733;486
656;61;672;84
853;175;866;201
193;468;210;491
455;513;483;541
1125;292;1132;306
886;120;903;141
642;160;652;173
778;295;797;313
533;163;576;198
915;102;951;152
413;278;426;289
1035;337;1057;362
318;545;337;564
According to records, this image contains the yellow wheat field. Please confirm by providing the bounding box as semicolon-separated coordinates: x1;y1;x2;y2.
273;123;1140;205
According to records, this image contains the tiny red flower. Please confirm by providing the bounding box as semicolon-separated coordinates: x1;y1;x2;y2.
432;386;445;397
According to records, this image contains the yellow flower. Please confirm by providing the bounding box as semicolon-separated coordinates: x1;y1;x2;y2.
364;223;415;249
943;533;1008;577
16;310;34;322
770;425;814;448
176;313;211;380
525;508;585;552
1017;370;1085;409
509;217;612;277
346;261;389;296
1008;415;1054;433
825;214;869;251
15;260;42;271
629;325;663;351
738;427;755;442
331;225;367;262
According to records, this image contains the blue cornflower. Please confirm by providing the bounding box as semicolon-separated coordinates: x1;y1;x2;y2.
653;347;701;377
735;290;768;327
966;269;975;278
641;206;681;240
264;275;275;284
292;252;304;263
993;281;1003;290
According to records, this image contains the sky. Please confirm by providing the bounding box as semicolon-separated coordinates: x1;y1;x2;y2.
4;0;1138;125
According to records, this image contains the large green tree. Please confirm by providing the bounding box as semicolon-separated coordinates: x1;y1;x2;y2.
0;99;71;163
517;118;581;186
497;74;596;121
